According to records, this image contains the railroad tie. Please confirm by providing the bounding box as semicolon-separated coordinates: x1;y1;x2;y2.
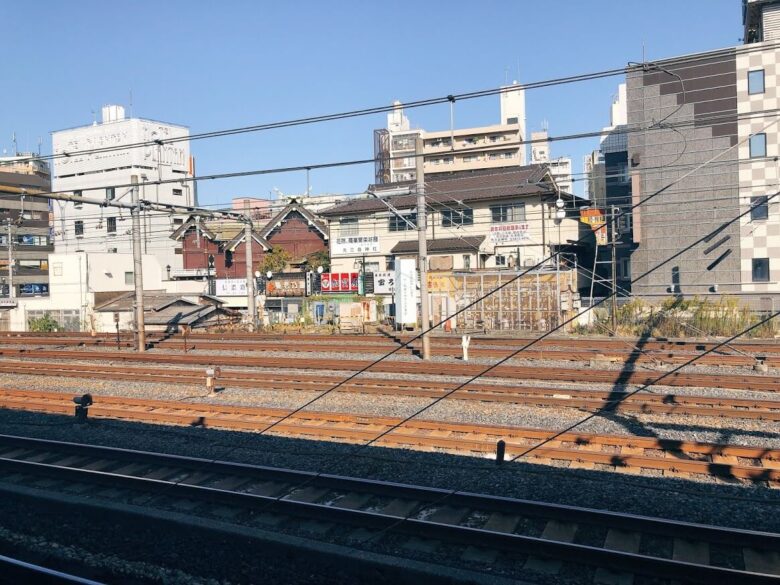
401;506;470;554
523;520;578;574
461;512;521;564
743;549;780;575
593;529;641;585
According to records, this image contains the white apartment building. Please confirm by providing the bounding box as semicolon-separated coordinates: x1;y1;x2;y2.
374;83;527;184
51;105;195;270
528;130;573;193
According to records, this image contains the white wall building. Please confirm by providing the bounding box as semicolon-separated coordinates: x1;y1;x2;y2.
529;130;573;193
51;105;195;270
4;252;204;331
374;83;527;184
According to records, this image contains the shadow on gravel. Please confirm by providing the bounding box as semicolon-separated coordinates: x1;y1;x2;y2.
1;407;778;532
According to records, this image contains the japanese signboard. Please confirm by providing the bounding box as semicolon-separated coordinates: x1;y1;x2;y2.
489;223;530;244
320;272;359;293
580;208;608;246
216;278;247;297
395;258;417;325
332;235;380;256
266;274;306;297
372;271;396;294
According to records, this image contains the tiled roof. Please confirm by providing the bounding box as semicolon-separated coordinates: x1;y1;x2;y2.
391;236;485;255
320;165;551;217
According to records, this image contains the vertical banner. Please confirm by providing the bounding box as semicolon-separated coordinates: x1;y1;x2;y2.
395;258;417;325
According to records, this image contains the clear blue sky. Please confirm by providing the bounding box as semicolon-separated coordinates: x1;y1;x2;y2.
2;0;743;205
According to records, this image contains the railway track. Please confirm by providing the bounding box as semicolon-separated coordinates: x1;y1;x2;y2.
0;433;777;584
1;359;779;421
2;333;779;366
2;389;778;484
1;347;778;391
0;554;102;584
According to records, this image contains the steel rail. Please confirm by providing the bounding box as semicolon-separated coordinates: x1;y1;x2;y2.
0;348;777;391
2;390;777;482
0;434;776;584
1;356;779;421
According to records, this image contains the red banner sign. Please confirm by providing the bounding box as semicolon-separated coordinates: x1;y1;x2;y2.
321;272;359;293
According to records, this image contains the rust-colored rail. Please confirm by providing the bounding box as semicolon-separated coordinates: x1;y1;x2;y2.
1;347;778;392
1;388;777;484
1;360;779;422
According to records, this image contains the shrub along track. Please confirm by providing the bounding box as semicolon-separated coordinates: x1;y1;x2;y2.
0;388;778;486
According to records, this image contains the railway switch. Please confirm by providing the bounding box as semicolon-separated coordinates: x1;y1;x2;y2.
206;367;221;393
73;393;93;423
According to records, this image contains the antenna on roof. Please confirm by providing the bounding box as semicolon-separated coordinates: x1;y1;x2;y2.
91;109;97;126
11;132;17;156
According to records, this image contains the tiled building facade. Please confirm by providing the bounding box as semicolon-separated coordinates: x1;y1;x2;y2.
625;1;780;303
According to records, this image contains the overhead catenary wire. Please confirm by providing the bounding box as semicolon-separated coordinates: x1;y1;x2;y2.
4;39;779;170
131;107;780;517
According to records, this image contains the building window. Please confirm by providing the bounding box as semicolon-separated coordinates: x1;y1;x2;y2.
339;218;359;236
753;258;770;282
107;217;117;233
750;133;767;158
106;187;116;201
748;69;765;95
491;203;526;223
462;254;471;270
74;190;82;208
495;254;507;267
751;196;769;220
108;248;118;254
506;117;519;124
442;208;474;227
124;271;134;285
386;256;395;271
74;220;84;236
172;188;183;197
389;213;417;232
173;218;184;226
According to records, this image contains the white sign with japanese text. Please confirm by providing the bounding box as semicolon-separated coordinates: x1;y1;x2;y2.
394;258;417;325
489;223;530;244
372;271;396;294
216;278;248;297
332;234;380;256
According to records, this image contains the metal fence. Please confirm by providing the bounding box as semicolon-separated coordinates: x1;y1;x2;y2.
25;309;81;332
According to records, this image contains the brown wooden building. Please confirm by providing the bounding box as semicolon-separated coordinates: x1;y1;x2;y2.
171;200;328;279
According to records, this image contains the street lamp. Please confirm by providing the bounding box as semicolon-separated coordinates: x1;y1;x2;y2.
317;265;323;274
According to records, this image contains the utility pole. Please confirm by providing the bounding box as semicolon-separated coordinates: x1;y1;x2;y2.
244;219;256;331
610;205;619;335
130;175;146;352
415;137;431;360
6;219;13;300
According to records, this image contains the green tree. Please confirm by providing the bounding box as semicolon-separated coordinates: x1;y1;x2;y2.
258;246;292;274
28;313;60;332
301;249;330;272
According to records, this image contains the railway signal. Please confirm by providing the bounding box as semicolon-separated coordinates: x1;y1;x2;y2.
72;393;93;423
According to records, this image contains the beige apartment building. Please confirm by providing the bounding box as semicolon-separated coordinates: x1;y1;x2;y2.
321;165;586;276
374;82;527;184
